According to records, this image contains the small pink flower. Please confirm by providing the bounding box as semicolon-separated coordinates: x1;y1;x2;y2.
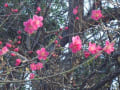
84;51;90;58
88;42;97;54
2;46;9;55
14;48;19;52
6;43;12;48
37;7;41;12
17;36;22;39
4;3;8;7
69;35;82;53
17;41;21;44
0;41;2;45
15;59;21;66
17;30;21;34
91;10;102;21
73;8;78;15
36;63;43;70
36;48;49;60
23;19;37;34
54;40;58;44
103;41;114;54
11;53;16;56
65;27;68;30
57;44;61;47
58;36;63;40
30;63;36;71
32;15;43;29
30;73;35;79
75;17;79;20
59;28;62;31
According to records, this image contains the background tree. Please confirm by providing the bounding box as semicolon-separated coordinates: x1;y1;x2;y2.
0;0;120;90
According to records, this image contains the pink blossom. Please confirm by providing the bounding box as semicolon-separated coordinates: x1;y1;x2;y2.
23;19;37;34
30;73;35;79
0;41;2;45
15;59;21;66
69;35;82;53
37;7;41;12
4;3;8;7
0;46;8;55
91;10;102;21
75;17;79;20
11;53;16;56
14;48;19;52
17;36;22;39
103;41;114;54
32;15;43;28
65;27;68;30
36;48;49;60
88;42;97;54
30;63;36;71
36;63;43;70
84;51;90;58
73;8;78;15
58;36;63;40
1;46;9;55
17;30;21;34
6;43;12;48
54;40;58;44
17;41;21;44
57;44;61;47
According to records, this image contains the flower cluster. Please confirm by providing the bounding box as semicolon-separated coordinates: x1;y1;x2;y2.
84;41;114;58
23;15;43;34
30;63;43;71
69;35;114;58
69;35;82;53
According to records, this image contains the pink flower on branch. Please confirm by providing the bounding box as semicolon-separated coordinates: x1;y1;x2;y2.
32;15;43;28
69;35;82;53
36;48;49;60
91;10;103;21
15;59;21;66
36;63;43;70
30;63;36;71
84;51;90;58
30;73;35;79
23;19;37;34
103;41;114;54
1;46;9;55
37;7;41;12
73;8;78;15
88;42;97;54
4;3;8;8
6;43;12;48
